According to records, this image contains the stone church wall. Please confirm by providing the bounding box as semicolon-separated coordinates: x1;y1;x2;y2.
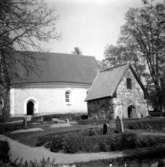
87;68;148;120
115;69;148;119
87;97;114;120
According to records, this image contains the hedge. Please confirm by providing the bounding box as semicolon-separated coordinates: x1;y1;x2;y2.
124;117;165;130
36;128;103;147
44;132;165;153
31;113;85;122
0;158;56;167
149;111;165;117
0;140;9;163
0;120;24;133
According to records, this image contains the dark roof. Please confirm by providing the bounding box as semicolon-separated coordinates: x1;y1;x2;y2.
11;51;98;85
86;64;145;101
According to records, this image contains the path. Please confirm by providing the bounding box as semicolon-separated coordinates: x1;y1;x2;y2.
127;129;165;137
140;132;165;137
0;135;124;164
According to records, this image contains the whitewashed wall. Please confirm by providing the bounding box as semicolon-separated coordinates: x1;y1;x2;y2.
10;84;88;116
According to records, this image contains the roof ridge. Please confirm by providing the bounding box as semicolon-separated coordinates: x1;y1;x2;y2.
101;63;128;72
15;50;94;58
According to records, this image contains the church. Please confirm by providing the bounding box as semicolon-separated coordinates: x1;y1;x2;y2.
10;52;98;117
86;64;148;119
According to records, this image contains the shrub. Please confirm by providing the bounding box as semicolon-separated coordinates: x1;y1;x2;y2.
50;133;116;153
81;115;88;120
36;127;103;147
39;130;165;153
0;158;56;167
0;140;10;163
124;118;165;130
50;135;64;152
0;120;24;133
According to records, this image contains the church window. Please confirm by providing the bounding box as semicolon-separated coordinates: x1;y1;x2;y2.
126;78;132;89
65;90;71;104
0;97;4;115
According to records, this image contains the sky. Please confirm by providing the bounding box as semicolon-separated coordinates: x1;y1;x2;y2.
43;0;143;60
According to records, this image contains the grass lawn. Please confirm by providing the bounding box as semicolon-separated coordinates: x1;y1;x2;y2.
7;124;100;146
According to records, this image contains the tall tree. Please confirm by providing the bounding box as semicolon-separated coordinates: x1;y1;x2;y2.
119;1;165;111
104;0;165;111
0;0;58;121
104;44;146;78
72;47;82;55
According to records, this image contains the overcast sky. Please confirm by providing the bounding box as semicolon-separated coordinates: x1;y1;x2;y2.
43;0;143;60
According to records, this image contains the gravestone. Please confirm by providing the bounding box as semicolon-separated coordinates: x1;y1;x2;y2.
116;116;124;133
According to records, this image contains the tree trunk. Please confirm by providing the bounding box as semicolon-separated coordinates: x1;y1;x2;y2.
0;88;10;122
0;50;10;122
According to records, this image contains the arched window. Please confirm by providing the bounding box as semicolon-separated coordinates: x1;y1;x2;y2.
65;90;71;104
0;97;4;115
126;78;132;89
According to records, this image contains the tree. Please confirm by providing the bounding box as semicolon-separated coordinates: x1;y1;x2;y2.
119;0;165;111
0;0;58;121
104;0;165;111
72;47;82;55
103;44;146;78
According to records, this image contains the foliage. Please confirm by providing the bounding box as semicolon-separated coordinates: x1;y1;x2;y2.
104;0;165;110
0;120;24;133
124;117;165;130
40;131;165;153
0;140;9;163
0;0;58;121
121;1;165;109
61;134;114;153
72;47;82;55
0;158;56;167
36;128;103;148
103;44;146;78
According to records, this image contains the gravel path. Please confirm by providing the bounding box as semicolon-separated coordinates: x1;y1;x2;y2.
10;128;44;134
0;135;124;164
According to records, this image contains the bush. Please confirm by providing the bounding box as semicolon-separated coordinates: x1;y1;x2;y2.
48;131;165;153
78;118;105;125
36;127;103;147
124;118;165;130
81;115;88;120
50;135;64;152
48;132;119;153
115;132;137;150
62;134;115;153
0;158;56;167
0;120;24;133
0;141;10;163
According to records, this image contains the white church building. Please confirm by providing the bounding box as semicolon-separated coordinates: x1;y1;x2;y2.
10;52;98;117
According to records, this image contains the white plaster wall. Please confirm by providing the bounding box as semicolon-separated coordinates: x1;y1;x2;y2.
10;86;88;116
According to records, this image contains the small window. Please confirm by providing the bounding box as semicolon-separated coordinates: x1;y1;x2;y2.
0;97;4;108
65;90;71;104
0;97;4;115
126;78;132;89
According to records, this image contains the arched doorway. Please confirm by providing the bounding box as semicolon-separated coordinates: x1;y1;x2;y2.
27;100;34;115
127;105;136;119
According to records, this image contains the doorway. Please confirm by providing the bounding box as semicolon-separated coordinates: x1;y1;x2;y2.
27;100;34;115
127;105;135;119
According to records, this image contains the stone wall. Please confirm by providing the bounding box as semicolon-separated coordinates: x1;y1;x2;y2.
87;68;148;120
87;97;114;120
115;68;148;119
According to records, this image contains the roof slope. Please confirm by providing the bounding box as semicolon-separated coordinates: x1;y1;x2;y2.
86;64;129;101
11;51;98;85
